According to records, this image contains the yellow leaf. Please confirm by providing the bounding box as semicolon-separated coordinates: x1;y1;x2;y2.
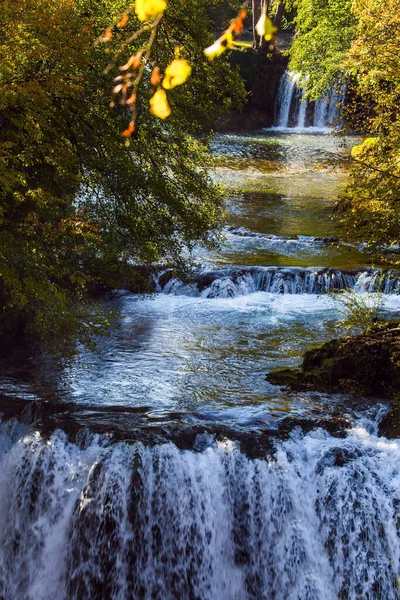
162;59;191;89
149;88;171;119
135;0;166;21
255;11;277;41
204;31;233;60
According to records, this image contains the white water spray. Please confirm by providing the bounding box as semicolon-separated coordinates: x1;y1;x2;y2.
158;267;400;298
274;72;345;131
0;417;399;600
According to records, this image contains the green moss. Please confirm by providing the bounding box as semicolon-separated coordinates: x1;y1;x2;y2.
267;322;400;399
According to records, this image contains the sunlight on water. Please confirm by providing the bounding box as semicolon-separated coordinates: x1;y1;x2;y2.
0;122;399;600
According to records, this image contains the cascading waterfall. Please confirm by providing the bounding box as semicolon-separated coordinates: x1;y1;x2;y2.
276;71;299;128
157;267;400;298
274;71;345;130
2;108;399;600
0;416;399;600
314;87;345;129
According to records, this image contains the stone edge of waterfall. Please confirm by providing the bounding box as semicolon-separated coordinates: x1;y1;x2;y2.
0;392;355;460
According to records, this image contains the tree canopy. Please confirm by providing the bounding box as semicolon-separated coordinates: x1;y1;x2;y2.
288;0;400;258
339;0;400;255
288;0;355;99
0;0;245;353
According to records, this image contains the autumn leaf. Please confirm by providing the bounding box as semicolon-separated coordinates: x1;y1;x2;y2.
122;122;135;137
119;51;142;71
162;59;191;89
150;66;161;86
126;92;137;105
149;88;171;119
233;9;247;34
135;0;166;22
118;14;129;27
204;31;233;60
102;27;113;41
255;10;277;41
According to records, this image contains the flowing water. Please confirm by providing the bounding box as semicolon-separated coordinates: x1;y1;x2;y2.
0;125;399;599
274;72;345;132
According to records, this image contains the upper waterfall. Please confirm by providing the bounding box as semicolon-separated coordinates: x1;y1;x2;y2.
273;71;345;131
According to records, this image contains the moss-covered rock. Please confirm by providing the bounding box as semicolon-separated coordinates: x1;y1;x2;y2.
267;322;400;398
267;323;400;438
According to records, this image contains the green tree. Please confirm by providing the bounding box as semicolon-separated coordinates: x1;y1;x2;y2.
0;0;245;354
287;0;355;99
287;0;400;261
338;0;400;256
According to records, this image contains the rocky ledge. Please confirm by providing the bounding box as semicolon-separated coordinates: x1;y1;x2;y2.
266;322;400;438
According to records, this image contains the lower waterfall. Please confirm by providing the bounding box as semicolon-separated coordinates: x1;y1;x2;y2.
1;118;399;600
0;415;398;600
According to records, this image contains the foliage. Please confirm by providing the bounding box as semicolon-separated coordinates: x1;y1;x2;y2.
287;0;356;99
288;0;400;261
331;269;387;334
333;286;384;333
337;0;400;256
102;0;278;134
0;0;245;354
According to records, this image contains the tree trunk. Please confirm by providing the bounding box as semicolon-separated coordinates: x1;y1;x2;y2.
252;0;262;48
273;2;284;28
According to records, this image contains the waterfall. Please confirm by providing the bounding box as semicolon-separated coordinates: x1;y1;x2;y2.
276;71;298;128
157;267;400;298
274;71;345;131
0;416;399;600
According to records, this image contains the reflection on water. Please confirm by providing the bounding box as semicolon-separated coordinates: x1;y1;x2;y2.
226;190;335;230
209;132;371;269
0;131;396;429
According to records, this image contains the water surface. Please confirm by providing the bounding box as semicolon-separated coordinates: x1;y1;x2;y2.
1;130;398;431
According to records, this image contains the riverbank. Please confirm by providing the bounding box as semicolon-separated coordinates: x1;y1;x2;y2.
267;322;400;437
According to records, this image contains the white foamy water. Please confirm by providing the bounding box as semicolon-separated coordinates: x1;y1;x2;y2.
0;417;399;600
1;125;399;600
158;266;400;298
272;71;345;132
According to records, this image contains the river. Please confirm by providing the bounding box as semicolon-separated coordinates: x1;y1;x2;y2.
0;128;399;599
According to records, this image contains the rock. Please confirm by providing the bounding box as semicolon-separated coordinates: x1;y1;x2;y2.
266;368;306;391
267;322;400;399
218;47;288;131
378;397;400;438
267;324;400;438
20;401;44;425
